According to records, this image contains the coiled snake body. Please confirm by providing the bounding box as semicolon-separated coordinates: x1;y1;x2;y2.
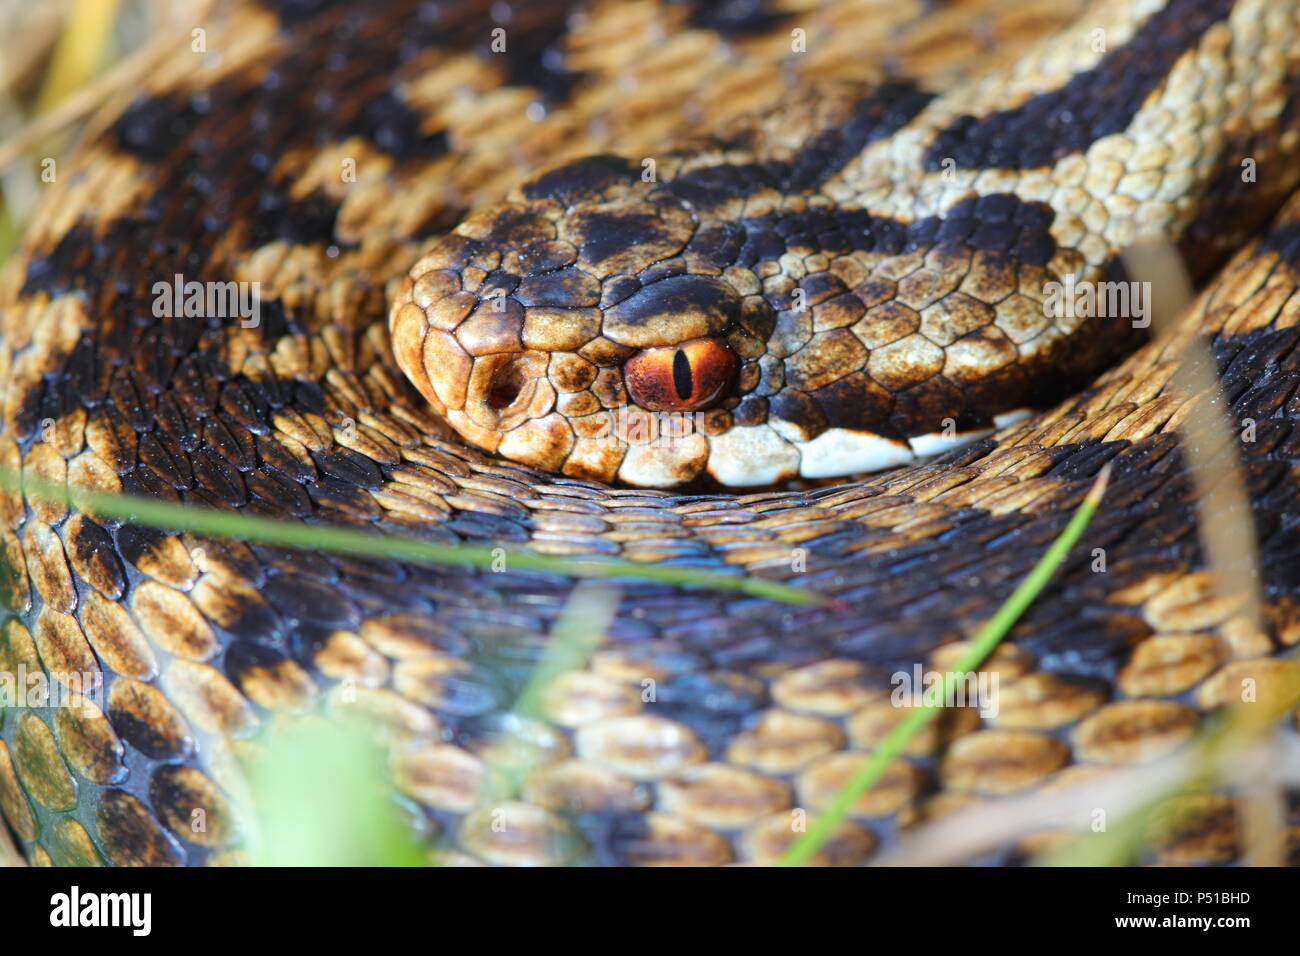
2;0;1300;865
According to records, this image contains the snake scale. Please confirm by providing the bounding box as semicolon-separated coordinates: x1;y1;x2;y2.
2;0;1300;866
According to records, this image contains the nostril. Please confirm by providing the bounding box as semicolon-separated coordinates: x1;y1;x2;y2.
487;361;528;410
462;349;550;430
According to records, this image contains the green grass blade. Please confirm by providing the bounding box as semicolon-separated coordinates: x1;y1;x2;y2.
780;465;1112;866
244;717;429;867
0;464;821;605
477;582;620;807
512;582;620;724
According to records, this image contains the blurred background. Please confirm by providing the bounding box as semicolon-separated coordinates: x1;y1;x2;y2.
0;0;216;267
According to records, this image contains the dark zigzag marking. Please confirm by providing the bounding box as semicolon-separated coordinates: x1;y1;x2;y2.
923;0;1236;171
727;193;1058;268
23;0;582;293
676;0;793;37
259;0;584;100
1260;221;1300;267
661;82;935;207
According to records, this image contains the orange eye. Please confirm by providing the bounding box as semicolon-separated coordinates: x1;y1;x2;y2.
624;337;738;412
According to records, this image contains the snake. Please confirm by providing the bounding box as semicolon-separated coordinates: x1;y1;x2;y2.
1;0;1299;867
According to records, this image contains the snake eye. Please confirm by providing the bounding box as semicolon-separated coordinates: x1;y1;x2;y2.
624;337;738;412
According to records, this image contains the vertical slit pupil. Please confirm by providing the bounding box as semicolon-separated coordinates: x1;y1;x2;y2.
672;349;694;402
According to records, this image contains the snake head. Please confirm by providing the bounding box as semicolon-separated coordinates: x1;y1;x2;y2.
391;155;780;487
391;152;1062;488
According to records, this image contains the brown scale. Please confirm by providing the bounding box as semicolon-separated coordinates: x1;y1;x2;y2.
0;0;1299;869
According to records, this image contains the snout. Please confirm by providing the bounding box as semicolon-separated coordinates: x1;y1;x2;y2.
389;235;570;468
